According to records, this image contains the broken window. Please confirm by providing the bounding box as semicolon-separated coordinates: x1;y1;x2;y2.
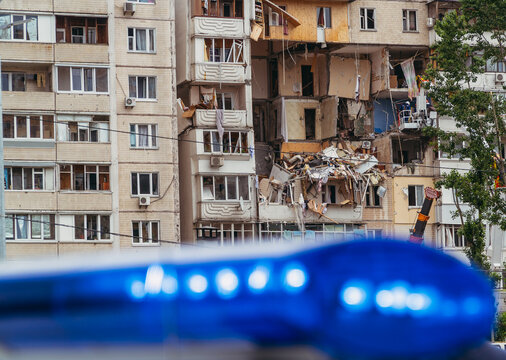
204;38;243;63
444;225;467;248
304;108;316;140
408;185;424;207
201;175;249;201
402;10;417;32
301;65;313;97
365;185;381;207
0;14;37;41
316;7;331;28
203;130;249;154
392;138;422;164
360;8;375;30
216;92;233;110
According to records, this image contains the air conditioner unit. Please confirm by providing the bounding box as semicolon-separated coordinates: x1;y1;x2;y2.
139;196;150;207
210;155;224;167
123;2;136;15
426;17;435;28
362;140;372;150
495;73;505;83
125;97;136;107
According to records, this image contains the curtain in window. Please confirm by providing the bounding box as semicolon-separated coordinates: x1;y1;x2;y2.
16;215;28;239
138;125;149;147
317;8;324;27
136;29;146;51
5;216;13;239
0;14;11;39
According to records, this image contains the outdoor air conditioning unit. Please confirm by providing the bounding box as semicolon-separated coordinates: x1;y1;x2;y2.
495;73;505;83
125;97;136;107
123;2;136;15
362;140;372;150
139;196;150;207
426;17;435;28
210;155;224;168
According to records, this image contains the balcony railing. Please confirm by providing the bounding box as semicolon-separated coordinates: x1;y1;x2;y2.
193;17;245;37
195;109;247;128
193;62;245;83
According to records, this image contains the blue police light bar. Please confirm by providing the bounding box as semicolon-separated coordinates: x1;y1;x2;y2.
0;239;495;359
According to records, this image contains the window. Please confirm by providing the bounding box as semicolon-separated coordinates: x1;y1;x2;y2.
56;16;107;44
0;14;38;41
203;0;243;17
128;28;155;53
444;225;467;248
204;39;244;63
4;167;52;190
74;214;110;241
57;66;108;93
268;6;286;26
486;58;506;73
367;229;383;239
360;8;375;30
59;164;110;191
128;76;156;99
365;185;381;207
203;130;249;154
71;26;85;43
131;172;159;196
408;185;424;207
438;136;466;159
403;10;417;31
132;221;159;244
1;72;25;91
216;92;233;110
3;114;54;139
130;124;157;148
201;175;249;201
57;115;109;143
6;214;55;241
317;7;331;28
127;0;155;3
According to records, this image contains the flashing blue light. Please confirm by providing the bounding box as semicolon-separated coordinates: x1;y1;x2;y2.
130;280;146;299
340;280;372;311
161;274;178;295
282;263;307;292
463;297;481;316
248;266;269;292
144;265;164;295
215;268;239;298
376;289;394;308
187;273;208;297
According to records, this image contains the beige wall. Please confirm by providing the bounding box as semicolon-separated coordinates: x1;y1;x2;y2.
393;176;436;224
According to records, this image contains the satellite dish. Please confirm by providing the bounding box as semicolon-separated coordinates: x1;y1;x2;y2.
239;196;245;211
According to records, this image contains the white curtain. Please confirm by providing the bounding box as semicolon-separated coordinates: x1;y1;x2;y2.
136;29;146;51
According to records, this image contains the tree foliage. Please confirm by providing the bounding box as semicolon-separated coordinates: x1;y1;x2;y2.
424;0;506;270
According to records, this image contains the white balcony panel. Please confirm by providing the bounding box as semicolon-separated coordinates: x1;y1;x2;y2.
193;63;245;83
199;202;254;221
195;109;247;128
193;17;245;37
259;204;362;223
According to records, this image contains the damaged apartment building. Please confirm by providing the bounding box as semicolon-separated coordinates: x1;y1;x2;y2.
176;0;440;244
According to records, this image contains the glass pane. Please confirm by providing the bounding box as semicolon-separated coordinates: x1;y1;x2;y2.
12;167;22;190
31;215;41;239
58;67;71;91
148;77;156;99
131;173;138;195
138;125;148;147
142;222;149;243
130;124;136;147
0;14;11;39
84;68;93;91
1;73;9;91
409;11;417;31
73;165;84;190
151;222;159;243
3;115;14;138
239;176;249;200
416;186;424;206
152;173;158;195
86;215;98;240
99;168;109;191
6;215;13;239
23;168;32;190
34;171;43;190
241;132;248;153
132;222;139;243
72;68;82;91
12;74;25;91
214;176;226;200
43;215;55;240
139;174;150;194
42;116;54;139
136;29;146;51
16;116;27;137
149;29;155;51
137;77;146;98
100;215;110;239
16;215;29;239
203;131;211;152
86;169;97;190
151;125;157;146
4;168;11;189
87;28;96;44
227;176;237;200
13;15;24;39
26;16;37;40
212;131;221;152
128;76;136;97
30;117;40;138
96;68;108;92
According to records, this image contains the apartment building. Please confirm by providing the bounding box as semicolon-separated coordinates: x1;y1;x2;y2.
1;0;180;258
176;0;257;244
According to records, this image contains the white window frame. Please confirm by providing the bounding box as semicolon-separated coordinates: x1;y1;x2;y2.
201;175;250;201
4;167;48;191
1;72;26;91
132;220;160;245
56;28;65;43
71;26;85;43
367;229;383;239
60;120;110;143
444;224;466;248
56;66;109;94
205;38;244;64
131;172;159;196
3;114;54;140
127;28;156;53
6;214;55;241
322;183;339;204
0;14;38;41
316;7;331;29
203;130;249;154
127;0;155;3
73;214;110;241
59;164;110;192
216;92;234;110
365;185;382;207
128;75;157;100
402;9;418;32
360;8;376;30
130;124;158;149
408;185;424;207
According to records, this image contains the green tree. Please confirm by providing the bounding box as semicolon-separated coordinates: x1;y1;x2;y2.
424;0;506;270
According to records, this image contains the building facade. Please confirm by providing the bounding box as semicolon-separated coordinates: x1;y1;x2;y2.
1;0;180;259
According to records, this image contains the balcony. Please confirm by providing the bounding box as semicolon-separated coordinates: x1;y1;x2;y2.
198;201;255;221
5;191;56;210
259;203;363;223
0;42;53;63
57;143;111;163
56;93;110;113
54;0;107;15
2;91;54;111
195;109;247;128
193;62;245;83
57;192;112;211
55;44;109;64
193;17;245;38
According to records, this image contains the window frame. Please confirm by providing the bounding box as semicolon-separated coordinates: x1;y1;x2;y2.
316;7;331;29
365;185;382;207
3;114;54;140
130;123;158;149
0;14;38;41
4;167;48;191
204;38;244;64
59;164;110;192
202;130;249;154
127;0;155;3
56;66;109;94
6;214;55;241
201;175;250;201
131;172;159;196
59;120;110;143
1;72;26;91
402;9;418;32
128;75;157;100
127;27;156;53
408;185;424;207
73;214;111;241
71;26;85;43
359;8;376;31
132;220;160;245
